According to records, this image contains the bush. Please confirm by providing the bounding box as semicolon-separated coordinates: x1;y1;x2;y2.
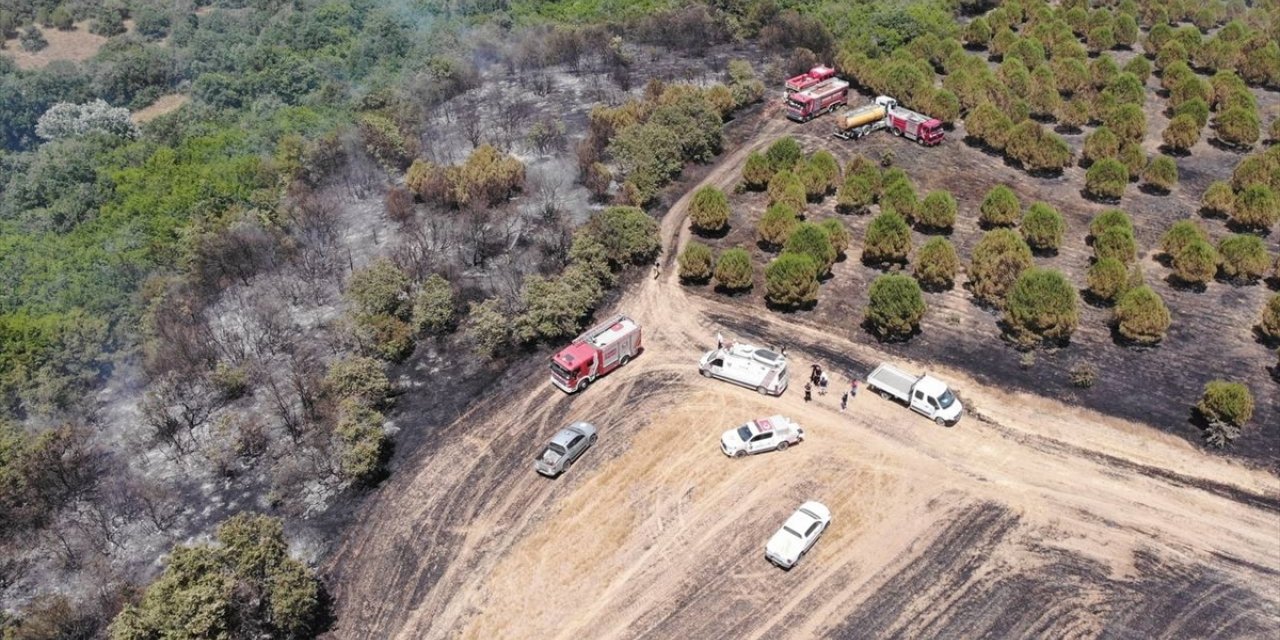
863;211;912;266
467;298;510;357
1198;380;1254;427
1160;219;1209;260
836;171;877;214
979;185;1021;227
1083;127;1121;164
689;185;730;233
757;203;799;250
714;247;753;291
1259;294;1280;341
412;275;456;336
1003;268;1079;345
1105;103;1146;143
1123;55;1151;83
964;17;992;47
347;258;411;319
806;150;841;195
1232;185;1279;231
587;206;660;266
1214;107;1259;148
1118;143;1147;177
914;238;959;290
676;241;714;282
1216;234;1270;282
767;169;806;212
357;314;415;362
1006;121;1073;173
1093;226;1137;263
335;402;389;483
970;228;1034;305
917;190;956;232
764;253;819;307
1162;114;1201;152
1021;202;1066;251
1087;257;1131;303
742;151;773;189
1141;155;1178;192
965;102;1013;150
1231;154;1278;192
19;25;47;52
1085;158;1129;200
326;356;390;407
819;218;850;257
1173;240;1219;286
1112;285;1171;345
1174;97;1210;128
1202;180;1235;216
764;137;802;173
865;274;927;340
880;177;918;221
784;223;836;275
50;6;72;31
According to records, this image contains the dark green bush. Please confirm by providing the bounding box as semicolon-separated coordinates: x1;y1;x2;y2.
970;228;1034;305
862;211;912;265
689;185;730;233
784;222;837;276
1087;257;1131;303
764;253;819;308
819;218;850;257
1113;285;1171;345
742;151;773;189
1141;155;1178;192
1003;267;1079;346
865;274;927;340
1214;107;1260;149
979;185;1021;227
678;241;715;282
713;247;753;291
1216;234;1270;282
764;137;802;173
757;203;799;250
1085;158;1129;200
914;237;959;290
1083;127;1120;164
1093;226;1137;263
1021;202;1066;251
767;169;807;213
587;206;660;266
1231;185;1279;231
1173;240;1219;286
917;190;957;232
1160;219;1208;260
879;177;918;221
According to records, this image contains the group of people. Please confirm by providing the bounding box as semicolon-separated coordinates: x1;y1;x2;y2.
803;363;858;410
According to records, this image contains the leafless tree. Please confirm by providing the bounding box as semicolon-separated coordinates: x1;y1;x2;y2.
449;100;484;150
139;373;223;456
493;93;535;151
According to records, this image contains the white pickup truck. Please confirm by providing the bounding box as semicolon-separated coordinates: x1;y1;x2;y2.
698;343;789;396
866;363;963;426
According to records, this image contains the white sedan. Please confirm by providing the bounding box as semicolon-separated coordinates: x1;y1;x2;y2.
765;501;831;569
721;415;804;458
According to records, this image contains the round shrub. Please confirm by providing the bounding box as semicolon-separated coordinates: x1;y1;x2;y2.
1122;55;1151;83
1003;267;1079;346
1090;209;1134;238
865;274;927;340
1085;158;1129;200
880;178;918;221
767;169;807;212
588;206;661;266
764;137;803;173
1160;219;1208;260
1232;185;1279;231
1271;118;1280;143
914;238;959;290
784;222;837;276
918;190;957;232
970;228;1034;305
1093;226;1138;263
1141;155;1179;192
863;210;912;266
689;186;730;233
764;253;819;307
1083;127;1121;164
413;274;457;336
1114;285;1172;345
980;185;1022;227
1021;202;1066;251
713;248;753;291
965;102;1013;150
1214;107;1260;149
1198;381;1254;427
836;171;878;214
819;218;850;257
1087;257;1130;303
1231;155;1278;192
757;203;799;250
1216;234;1270;282
678;241;715;282
807;150;842;195
1174;97;1210;128
1173;240;1219;286
1105;103;1146;144
742;151;773;189
1202;180;1236;217
1259;294;1280;341
1006;121;1073;173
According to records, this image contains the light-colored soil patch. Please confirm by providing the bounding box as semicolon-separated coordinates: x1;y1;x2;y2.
132;93;190;123
1;20;130;70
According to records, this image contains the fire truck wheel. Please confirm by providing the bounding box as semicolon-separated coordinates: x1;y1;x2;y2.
620;355;631;366
576;379;589;392
893;127;902;136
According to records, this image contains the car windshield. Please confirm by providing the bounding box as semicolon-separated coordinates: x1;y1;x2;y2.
938;389;956;409
783;526;804;539
785;97;804;110
736;426;752;441
549;362;573;379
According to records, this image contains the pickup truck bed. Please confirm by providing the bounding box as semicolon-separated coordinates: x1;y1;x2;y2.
866;364;916;400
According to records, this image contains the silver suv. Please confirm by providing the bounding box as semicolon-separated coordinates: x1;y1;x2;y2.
535;422;598;477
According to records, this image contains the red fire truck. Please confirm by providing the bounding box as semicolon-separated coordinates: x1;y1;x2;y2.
785;65;836;93
785;78;850;122
549;315;642;393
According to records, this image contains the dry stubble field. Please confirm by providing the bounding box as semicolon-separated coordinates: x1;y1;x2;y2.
323;107;1280;639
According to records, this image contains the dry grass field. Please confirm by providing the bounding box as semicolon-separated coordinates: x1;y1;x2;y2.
0;20;126;70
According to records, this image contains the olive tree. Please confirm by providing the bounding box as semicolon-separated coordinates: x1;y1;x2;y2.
865;274;927;340
1113;285;1172;345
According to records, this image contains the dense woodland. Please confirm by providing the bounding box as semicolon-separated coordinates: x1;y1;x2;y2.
0;0;1277;637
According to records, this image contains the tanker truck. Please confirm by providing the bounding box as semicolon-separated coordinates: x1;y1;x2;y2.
833;96;945;145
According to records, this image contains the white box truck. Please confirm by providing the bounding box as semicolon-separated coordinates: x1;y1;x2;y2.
866;363;963;425
698;343;789;396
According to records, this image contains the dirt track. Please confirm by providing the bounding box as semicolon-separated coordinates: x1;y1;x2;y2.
323;109;1280;639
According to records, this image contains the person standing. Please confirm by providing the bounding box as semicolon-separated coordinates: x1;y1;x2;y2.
850;379;859;398
804;382;812;402
819;371;829;395
840;392;848;411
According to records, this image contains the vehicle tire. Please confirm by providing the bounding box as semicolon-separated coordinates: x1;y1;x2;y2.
576;379;589;392
777;440;788;452
589;434;598;445
879;389;891;399
756;386;768;395
701;368;712;378
734;450;746;458
620;355;631;366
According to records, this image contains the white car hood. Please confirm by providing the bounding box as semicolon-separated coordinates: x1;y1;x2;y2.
721;430;745;452
766;529;804;563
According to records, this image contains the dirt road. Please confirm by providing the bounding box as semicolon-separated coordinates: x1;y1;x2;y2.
323;114;1280;639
